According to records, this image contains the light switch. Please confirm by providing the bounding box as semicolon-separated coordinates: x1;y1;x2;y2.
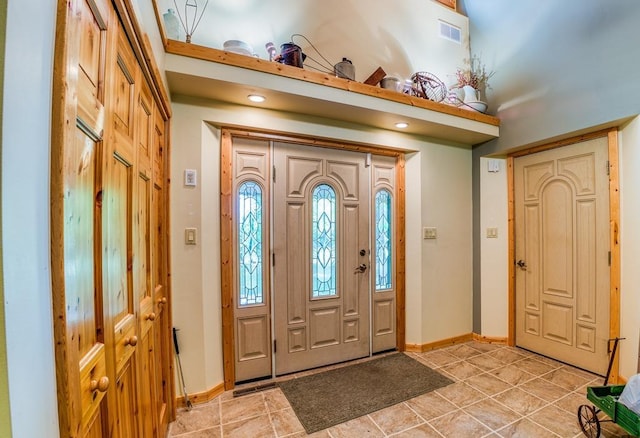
486;227;498;238
423;227;437;239
185;227;197;245
184;169;197;186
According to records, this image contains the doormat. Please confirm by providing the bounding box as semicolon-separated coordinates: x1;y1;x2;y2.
278;353;453;434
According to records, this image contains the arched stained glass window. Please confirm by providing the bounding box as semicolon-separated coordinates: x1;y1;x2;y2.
312;184;337;298
375;189;392;291
238;181;263;306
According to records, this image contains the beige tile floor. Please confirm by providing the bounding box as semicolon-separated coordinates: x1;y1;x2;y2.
168;341;634;437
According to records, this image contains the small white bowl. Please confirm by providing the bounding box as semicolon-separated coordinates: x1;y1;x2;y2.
223;40;253;56
463;101;487;113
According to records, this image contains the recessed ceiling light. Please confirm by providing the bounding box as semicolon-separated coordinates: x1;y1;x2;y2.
395;122;408;129
248;94;265;103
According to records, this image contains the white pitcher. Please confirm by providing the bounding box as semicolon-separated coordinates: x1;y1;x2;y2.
462;85;479;102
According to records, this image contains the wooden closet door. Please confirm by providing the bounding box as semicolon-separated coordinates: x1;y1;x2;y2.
152;109;172;434
104;22;139;438
53;1;174;436
51;0;112;436
135;74;157;437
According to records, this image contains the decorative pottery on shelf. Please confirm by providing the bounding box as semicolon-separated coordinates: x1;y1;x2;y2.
461;85;487;113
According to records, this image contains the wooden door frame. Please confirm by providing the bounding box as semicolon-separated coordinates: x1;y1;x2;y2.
507;127;621;381
221;128;406;390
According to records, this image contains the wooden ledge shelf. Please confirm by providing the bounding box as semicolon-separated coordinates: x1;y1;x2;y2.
164;39;500;144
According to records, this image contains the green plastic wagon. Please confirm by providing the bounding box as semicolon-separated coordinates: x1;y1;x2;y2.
578;385;640;437
578;338;640;437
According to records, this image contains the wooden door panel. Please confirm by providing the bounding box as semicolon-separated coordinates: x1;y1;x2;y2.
137;329;156;438
515;137;610;374
285;202;306;324
79;344;108;430
114;362;137;438
542;181;573;296
112;28;136;144
136;172;154;337
105;154;133;333
84;410;104;438
77;0;106;133
65;130;100;360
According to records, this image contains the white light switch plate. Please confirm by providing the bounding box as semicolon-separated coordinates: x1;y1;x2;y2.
185;227;197;245
486;227;498;238
423;227;437;239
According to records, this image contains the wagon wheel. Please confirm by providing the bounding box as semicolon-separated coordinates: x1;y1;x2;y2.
578;404;601;438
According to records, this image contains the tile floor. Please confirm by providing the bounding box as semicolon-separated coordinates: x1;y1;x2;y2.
168;341;634;437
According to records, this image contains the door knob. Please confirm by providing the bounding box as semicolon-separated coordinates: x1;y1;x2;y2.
90;376;110;393
354;263;367;273
516;260;527;270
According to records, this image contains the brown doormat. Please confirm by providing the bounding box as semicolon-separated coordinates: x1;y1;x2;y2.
278;353;453;434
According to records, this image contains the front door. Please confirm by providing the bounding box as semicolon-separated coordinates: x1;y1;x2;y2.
514;136;610;375
273;142;371;375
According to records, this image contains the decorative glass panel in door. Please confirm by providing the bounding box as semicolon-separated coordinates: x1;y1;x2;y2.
375;189;392;291
312;184;337;298
238;181;264;306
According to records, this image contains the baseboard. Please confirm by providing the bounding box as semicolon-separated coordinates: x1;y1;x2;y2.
406;333;474;353
176;382;225;408
472;333;508;344
406;333;508;353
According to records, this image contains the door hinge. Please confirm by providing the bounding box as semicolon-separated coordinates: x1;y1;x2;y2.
273;165;276;182
272;253;275;266
608;251;611;266
606;160;610;176
273;340;277;353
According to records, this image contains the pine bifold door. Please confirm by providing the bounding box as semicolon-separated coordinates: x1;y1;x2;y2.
230;136;398;382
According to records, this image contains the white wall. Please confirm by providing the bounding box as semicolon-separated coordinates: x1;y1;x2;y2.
2;0;59;436
420;143;473;342
479;157;508;337
620;117;640;379
169;97;474;392
157;0;468;87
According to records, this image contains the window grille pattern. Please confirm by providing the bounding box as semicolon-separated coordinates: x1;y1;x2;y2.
238;181;263;306
312;184;337;297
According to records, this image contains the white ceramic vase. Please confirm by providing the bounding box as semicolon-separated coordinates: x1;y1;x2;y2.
462;85;479;102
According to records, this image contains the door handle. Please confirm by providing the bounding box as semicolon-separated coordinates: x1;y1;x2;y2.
354;263;367;273
516;259;527;270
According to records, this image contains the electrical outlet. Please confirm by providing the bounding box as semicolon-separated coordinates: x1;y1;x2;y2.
423;227;437;239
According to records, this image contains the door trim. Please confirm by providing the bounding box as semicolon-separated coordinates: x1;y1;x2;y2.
220;128;406;389
507;127;621;381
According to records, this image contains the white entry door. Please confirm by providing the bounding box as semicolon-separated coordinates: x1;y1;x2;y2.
273;142;372;375
514;137;610;375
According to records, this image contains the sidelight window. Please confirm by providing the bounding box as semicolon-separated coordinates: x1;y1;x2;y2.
375;189;392;290
311;184;337;298
238;181;264;306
